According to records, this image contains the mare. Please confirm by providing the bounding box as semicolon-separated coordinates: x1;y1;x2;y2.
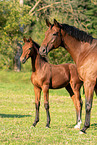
20;37;83;128
39;19;97;134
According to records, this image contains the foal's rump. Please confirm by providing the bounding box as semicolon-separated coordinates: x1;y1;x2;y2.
51;63;70;89
51;63;81;89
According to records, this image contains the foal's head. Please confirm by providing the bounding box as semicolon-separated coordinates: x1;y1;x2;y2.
39;19;63;56
20;37;38;64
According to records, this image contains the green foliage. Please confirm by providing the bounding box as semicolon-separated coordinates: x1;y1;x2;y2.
0;0;97;69
84;0;97;37
48;47;73;65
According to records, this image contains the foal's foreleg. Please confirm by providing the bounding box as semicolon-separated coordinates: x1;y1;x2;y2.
33;86;41;127
43;85;50;128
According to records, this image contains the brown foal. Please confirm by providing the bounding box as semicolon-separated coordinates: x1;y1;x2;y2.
20;37;83;128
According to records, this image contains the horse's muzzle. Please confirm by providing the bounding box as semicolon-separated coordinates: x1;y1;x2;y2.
39;46;47;56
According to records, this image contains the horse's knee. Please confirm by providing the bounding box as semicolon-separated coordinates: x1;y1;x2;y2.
35;102;40;110
86;102;92;112
44;103;49;110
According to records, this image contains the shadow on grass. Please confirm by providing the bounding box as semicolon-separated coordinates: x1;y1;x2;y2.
66;124;75;128
66;123;97;130
91;123;97;130
0;114;31;118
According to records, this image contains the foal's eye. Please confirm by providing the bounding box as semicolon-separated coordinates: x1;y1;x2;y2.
29;47;32;50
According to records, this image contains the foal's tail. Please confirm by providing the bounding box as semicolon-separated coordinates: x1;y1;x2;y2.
94;88;97;96
82;86;85;95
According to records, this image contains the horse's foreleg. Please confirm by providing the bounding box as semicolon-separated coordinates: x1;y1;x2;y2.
33;86;41;127
80;80;95;134
43;85;50;128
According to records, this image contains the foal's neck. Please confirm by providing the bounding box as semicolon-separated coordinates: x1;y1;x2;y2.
31;43;46;72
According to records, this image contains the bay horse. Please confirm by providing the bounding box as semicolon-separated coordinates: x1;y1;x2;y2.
20;37;83;128
39;19;97;134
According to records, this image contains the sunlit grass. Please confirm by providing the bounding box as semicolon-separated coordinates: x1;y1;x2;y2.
0;70;97;144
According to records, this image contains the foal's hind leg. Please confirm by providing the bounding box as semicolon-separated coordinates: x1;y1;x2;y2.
33;86;41;127
66;83;82;129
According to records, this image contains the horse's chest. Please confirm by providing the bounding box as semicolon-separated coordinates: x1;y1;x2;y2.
77;57;97;80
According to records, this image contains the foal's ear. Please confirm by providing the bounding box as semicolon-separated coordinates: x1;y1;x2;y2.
54;19;62;28
46;19;51;27
29;37;32;42
23;36;27;42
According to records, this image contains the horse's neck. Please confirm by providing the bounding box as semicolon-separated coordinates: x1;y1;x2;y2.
62;34;82;64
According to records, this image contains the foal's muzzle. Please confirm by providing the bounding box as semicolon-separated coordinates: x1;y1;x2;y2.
20;57;26;64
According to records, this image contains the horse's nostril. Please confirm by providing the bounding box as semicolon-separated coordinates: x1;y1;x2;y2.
43;49;45;52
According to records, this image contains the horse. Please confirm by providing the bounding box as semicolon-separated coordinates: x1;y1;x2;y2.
39;19;97;134
20;37;83;128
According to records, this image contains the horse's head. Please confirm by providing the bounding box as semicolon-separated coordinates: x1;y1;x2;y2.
39;19;63;56
20;37;33;63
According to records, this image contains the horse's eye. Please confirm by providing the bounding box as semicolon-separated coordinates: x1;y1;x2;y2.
53;32;58;36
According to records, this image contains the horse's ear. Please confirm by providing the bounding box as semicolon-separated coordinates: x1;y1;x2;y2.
54;19;61;28
23;36;27;42
46;19;51;27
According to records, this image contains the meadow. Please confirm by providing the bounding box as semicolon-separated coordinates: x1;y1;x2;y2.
0;70;97;145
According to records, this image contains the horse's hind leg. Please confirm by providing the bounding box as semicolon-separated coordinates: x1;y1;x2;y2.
43;85;50;128
33;86;41;127
66;83;82;129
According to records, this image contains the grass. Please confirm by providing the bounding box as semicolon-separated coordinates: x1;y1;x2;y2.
0;70;97;145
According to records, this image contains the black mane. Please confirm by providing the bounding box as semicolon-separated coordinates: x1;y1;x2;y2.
61;23;93;43
32;40;48;62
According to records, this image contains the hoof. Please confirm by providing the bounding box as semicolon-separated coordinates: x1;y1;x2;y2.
32;123;36;127
74;125;80;129
74;121;82;129
46;124;50;128
79;130;86;134
30;125;35;129
32;125;35;127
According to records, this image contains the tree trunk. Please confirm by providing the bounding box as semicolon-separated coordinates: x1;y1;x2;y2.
13;43;22;72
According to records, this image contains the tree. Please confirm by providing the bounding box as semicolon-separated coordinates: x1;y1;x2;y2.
0;0;97;69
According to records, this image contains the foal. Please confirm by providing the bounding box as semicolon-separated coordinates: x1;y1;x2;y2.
20;37;83;128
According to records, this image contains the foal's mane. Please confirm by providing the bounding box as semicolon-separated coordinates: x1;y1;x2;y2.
61;24;93;43
27;39;48;62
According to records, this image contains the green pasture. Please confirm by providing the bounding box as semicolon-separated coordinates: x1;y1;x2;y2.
0;70;97;145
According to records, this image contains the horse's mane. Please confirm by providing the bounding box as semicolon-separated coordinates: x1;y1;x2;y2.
61;23;93;43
